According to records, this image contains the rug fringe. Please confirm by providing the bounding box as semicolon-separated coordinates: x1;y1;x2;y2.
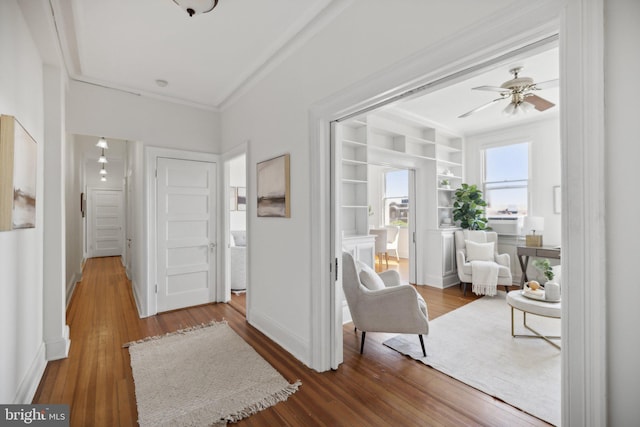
223;380;302;424
123;320;228;348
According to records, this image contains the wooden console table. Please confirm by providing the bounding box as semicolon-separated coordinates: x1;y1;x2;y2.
517;246;561;287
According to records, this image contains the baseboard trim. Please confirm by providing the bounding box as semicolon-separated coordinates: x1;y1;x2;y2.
249;310;310;367
14;343;47;404
66;272;81;307
45;325;70;361
131;280;147;318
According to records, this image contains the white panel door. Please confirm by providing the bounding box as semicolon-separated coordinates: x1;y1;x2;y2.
157;157;216;312
88;189;124;257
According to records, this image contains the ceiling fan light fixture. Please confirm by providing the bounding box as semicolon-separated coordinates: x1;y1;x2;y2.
173;0;219;17
96;137;109;149
502;102;516;116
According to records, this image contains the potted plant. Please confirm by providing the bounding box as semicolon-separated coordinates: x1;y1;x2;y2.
440;179;450;189
452;183;489;230
532;258;554;282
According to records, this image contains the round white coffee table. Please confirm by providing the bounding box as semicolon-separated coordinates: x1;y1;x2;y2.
506;290;561;349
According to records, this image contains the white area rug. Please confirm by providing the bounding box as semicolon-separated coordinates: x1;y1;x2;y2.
128;321;300;427
384;291;561;426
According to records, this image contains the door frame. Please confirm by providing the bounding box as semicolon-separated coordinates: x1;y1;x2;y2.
309;1;606;424
222;142;249;307
145;146;221;317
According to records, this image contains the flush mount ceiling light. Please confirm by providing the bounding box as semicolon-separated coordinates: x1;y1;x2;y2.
173;0;219;17
98;148;108;164
99;164;108;175
96;137;109;149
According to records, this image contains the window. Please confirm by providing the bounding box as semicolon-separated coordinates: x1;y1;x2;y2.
483;142;529;216
383;169;408;226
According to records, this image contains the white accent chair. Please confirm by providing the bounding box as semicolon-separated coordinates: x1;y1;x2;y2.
342;251;429;356
385;225;400;261
454;230;513;296
369;228;389;267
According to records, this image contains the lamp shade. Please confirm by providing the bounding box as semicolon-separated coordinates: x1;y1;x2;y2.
96;137;109;149
524;216;544;233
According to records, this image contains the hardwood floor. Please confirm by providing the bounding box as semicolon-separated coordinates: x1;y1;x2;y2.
33;257;548;426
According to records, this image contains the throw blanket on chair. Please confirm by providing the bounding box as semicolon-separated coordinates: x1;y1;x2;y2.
470;260;499;296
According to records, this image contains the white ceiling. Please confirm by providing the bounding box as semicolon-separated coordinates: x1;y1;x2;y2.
53;0;334;110
387;47;559;136
51;0;558;134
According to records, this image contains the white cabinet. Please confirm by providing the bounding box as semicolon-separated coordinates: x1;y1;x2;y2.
424;229;459;288
342;235;376;268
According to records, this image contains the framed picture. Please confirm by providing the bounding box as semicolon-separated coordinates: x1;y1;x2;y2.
230;187;237;211
237;187;246;211
0;115;38;231
257;154;290;218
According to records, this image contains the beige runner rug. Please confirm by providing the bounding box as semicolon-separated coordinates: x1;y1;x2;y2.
127;321;300;427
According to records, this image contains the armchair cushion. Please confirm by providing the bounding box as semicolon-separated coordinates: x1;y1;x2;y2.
359;263;385;291
465;240;495;262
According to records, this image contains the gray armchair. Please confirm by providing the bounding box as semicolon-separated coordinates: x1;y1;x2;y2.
454;230;512;296
342;252;429;356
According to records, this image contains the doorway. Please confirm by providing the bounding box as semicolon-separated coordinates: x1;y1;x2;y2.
87;188;124;258
226;153;248;314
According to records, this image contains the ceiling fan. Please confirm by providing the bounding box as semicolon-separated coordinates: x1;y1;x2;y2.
458;67;559;118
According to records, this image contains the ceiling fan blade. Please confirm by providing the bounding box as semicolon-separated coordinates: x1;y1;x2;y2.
524;94;555;111
532;79;559;90
458;97;505;118
472;85;508;93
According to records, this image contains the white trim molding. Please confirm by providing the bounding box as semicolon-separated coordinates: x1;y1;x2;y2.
310;0;606;424
561;0;606;425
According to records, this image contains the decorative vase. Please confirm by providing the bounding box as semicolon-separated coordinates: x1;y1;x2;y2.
544;281;561;301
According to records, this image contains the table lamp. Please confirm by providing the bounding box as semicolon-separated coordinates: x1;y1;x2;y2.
525;216;544;247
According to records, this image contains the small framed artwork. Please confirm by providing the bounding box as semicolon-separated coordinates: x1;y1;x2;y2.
230;187;237;211
237;187;246;211
257;153;290;218
0;115;38;231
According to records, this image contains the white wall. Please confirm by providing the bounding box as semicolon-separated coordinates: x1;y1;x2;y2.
220;0;513;363
605;0;640;424
465;117;561;246
0;0;46;403
67;81;221;153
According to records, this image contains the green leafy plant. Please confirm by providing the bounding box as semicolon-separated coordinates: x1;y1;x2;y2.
452;183;488;230
533;258;555;282
441;179;450;186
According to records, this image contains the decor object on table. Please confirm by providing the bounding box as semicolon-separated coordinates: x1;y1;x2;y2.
532;258;561;301
524;216;544;247
257;154;290;218
173;0;220;17
452;183;488;230
383;292;560;426
341;252;429;356
127;321;300;427
455;230;512;296
0;115;37;231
